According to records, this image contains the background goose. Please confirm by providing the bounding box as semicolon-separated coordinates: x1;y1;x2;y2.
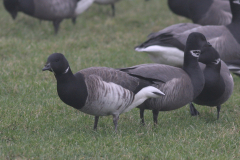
168;0;231;25
3;0;94;34
94;0;121;16
225;59;240;76
119;32;206;124
135;0;240;69
190;44;234;119
42;53;165;131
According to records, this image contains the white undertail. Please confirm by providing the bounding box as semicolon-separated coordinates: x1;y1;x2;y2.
123;86;165;113
75;0;94;15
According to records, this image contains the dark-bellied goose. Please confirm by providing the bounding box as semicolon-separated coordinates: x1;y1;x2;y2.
168;0;231;25
190;44;234;119
94;0;121;16
225;59;240;76
136;0;240;68
119;32;206;124
3;0;94;34
42;53;165;131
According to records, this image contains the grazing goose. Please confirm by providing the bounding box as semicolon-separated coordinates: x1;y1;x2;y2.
190;44;234;119
94;0;121;16
225;59;240;76
119;32;206;124
135;0;240;68
168;0;231;25
3;0;94;34
42;53;165;131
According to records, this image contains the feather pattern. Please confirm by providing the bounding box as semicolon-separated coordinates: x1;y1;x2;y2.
80;75;134;116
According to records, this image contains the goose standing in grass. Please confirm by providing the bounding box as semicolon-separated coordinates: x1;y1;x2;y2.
119;32;206;124
3;0;94;34
168;0;231;25
135;0;240;69
94;0;121;16
42;53;165;131
225;59;240;77
189;44;234;119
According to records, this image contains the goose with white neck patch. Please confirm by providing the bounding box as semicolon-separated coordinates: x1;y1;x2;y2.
135;0;240;70
119;32;206;124
190;43;234;119
42;53;165;131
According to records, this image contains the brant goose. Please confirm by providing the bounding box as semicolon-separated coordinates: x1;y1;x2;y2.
42;53;165;131
119;32;206;124
168;0;231;25
3;0;94;34
135;0;240;69
190;43;234;119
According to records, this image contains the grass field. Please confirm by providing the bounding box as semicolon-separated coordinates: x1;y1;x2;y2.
0;0;240;159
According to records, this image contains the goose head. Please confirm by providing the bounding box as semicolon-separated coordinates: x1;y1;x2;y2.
42;53;70;75
184;32;208;61
198;43;221;66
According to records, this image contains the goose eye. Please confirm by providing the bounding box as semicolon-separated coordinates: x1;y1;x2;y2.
190;50;201;57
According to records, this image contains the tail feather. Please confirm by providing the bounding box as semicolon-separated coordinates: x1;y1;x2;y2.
123;86;164;113
75;0;94;15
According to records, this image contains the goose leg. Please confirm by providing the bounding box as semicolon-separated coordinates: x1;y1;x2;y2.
113;114;119;132
217;105;221;120
52;19;62;34
189;102;200;116
72;17;76;25
111;4;115;17
140;108;145;125
94;116;99;130
152;109;159;125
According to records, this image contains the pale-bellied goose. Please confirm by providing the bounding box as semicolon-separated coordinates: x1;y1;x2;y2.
135;0;240;68
94;0;121;16
119;32;206;124
3;0;94;34
42;53;165;131
190;44;234;119
168;0;231;25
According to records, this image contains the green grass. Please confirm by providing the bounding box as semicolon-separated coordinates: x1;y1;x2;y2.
0;0;239;159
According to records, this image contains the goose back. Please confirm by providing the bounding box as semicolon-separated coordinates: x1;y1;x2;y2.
119;64;194;111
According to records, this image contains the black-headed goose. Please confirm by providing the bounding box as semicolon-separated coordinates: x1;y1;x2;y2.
42;53;165;131
168;0;231;25
190;44;234;119
136;0;240;68
119;32;207;124
94;0;121;16
3;0;94;34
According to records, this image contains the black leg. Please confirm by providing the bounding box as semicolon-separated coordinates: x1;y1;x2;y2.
140;108;145;125
189;102;200;116
72;17;76;25
217;105;221;120
113;114;119;132
94;116;99;130
152;110;159;125
52;19;62;34
111;4;115;17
